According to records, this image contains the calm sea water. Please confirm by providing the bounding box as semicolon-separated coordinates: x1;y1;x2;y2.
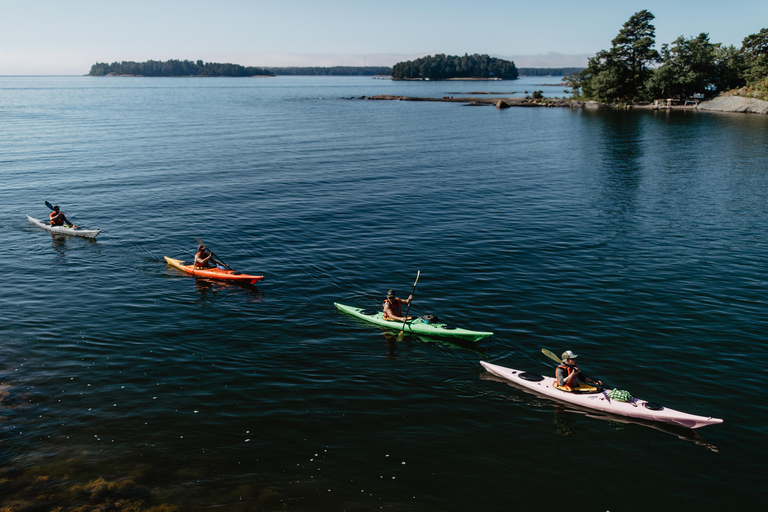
1;75;766;511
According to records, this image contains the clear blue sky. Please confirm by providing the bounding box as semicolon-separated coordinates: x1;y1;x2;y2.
1;0;765;74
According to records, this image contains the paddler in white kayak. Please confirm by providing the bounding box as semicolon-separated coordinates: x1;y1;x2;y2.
382;289;414;322
555;350;603;392
49;205;77;229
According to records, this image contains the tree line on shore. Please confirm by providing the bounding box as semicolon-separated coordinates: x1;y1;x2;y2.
570;10;768;103
392;54;518;80
89;60;274;77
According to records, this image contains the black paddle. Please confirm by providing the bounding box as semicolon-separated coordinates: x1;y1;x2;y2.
541;348;604;387
45;201;77;228
195;238;232;270
396;271;420;342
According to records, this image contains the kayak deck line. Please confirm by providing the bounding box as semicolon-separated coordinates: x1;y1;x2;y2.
334;302;493;342
480;361;723;430
27;214;101;238
164;256;264;285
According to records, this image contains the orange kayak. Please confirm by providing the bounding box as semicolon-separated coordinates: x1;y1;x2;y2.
164;257;264;285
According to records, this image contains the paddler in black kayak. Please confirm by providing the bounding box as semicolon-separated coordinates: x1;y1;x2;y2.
382;289;413;322
556;350;602;391
194;244;213;268
49;205;77;228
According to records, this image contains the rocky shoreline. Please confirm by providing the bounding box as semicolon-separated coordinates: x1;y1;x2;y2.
360;93;768;114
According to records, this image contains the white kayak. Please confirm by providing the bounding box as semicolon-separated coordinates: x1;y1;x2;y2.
480;361;723;430
27;214;101;238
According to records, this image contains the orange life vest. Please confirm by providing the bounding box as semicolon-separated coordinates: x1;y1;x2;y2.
556;363;581;391
50;211;63;226
382;298;403;320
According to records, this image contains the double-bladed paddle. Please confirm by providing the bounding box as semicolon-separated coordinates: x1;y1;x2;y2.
396;271;420;342
195;238;232;270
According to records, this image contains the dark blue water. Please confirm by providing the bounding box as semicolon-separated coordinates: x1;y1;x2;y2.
1;76;766;511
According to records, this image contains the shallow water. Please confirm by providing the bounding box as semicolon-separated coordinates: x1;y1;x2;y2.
1;75;766;511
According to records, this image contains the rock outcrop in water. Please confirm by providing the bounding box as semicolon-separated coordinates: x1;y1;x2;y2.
697;94;768;115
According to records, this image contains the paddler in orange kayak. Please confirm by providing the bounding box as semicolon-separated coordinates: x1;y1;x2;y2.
49;205;76;228
555;350;602;391
194;244;214;268
382;289;413;322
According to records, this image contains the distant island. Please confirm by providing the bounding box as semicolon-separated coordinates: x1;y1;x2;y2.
266;66;392;76
89;60;274;77
518;67;584;77
88;59;584;80
392;54;518;80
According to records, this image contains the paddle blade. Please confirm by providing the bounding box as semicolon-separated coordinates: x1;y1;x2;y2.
396;330;405;342
541;348;563;364
45;201;54;210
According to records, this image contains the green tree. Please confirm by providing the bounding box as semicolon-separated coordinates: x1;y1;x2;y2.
741;28;768;85
648;33;719;99
713;44;746;92
575;10;659;102
611;10;660;96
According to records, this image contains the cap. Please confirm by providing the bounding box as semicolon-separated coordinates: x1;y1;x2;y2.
561;350;578;360
386;289;396;298
198;244;206;252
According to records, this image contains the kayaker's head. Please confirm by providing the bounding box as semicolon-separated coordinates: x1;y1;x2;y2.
386;290;396;299
197;244;206;253
561;350;578;362
53;205;60;211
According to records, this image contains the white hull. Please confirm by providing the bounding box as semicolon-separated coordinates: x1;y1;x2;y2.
480;361;722;429
27;215;101;238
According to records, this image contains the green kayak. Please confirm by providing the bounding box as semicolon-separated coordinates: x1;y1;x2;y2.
334;303;493;342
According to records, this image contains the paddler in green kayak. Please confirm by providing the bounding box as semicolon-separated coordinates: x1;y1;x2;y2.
555;350;603;392
382;289;414;322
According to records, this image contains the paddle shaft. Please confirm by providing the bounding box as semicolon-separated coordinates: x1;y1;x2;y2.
398;271;420;337
195;238;232;270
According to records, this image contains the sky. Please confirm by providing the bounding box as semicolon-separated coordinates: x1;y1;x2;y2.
0;0;766;74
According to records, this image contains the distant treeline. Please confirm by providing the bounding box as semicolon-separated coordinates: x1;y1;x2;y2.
266;66;392;76
392;54;518;80
518;67;584;77
89;60;274;77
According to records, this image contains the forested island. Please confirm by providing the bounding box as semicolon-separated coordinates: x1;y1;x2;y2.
392;54;518;80
89;60;274;77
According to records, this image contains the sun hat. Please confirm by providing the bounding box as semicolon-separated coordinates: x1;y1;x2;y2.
386;289;396;297
561;350;579;360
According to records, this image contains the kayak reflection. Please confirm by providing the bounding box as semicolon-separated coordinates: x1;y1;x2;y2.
194;278;264;301
380;331;485;358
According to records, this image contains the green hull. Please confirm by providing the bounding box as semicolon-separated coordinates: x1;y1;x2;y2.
334;303;493;342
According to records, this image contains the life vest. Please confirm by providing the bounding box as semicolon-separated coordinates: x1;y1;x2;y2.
556;363;581;391
194;251;210;268
382;298;403;320
50;211;63;226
